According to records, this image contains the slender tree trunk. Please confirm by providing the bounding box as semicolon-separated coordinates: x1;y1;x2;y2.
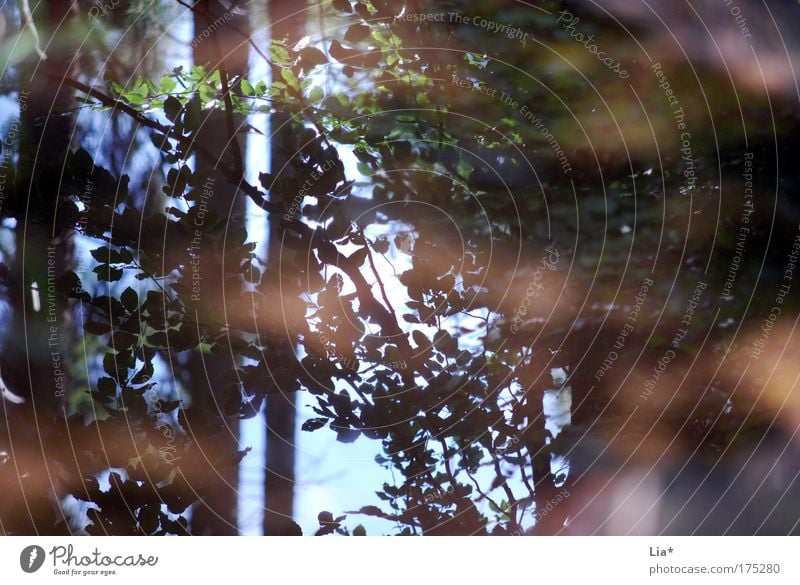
185;0;250;535
263;0;305;536
0;0;75;534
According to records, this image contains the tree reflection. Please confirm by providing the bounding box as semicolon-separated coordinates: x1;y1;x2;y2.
1;0;799;535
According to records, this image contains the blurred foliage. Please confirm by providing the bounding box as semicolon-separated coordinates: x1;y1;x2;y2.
1;0;799;535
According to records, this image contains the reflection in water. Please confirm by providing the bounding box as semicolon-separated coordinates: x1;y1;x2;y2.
1;0;800;536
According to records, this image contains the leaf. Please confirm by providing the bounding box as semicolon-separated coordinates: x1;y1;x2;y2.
354;2;371;20
84;320;112;335
344;24;370;44
71;148;94;177
308;86;324;103
94;265;123;282
332;0;351;12
131;360;154;385
183;94;202;132
280;68;298;87
412;330;428;350
329;39;359;64
298;47;328;71
103;352;123;379
240;79;254;96
356;161;374;176
336;427;360;443
138;505;159;534
349;505;390;519
372;238;390;254
159;75;177;93
121;287;138;311
348;247;369;267
97;377;116;396
90;247;109;262
163;96;182;122
301;417;328;432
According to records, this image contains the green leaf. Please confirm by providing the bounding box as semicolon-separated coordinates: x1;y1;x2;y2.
370;30;387;45
159;75;177;93
269;42;291;66
125;93;145;105
280;68;298;87
356;162;374;176
309;86;324;103
240;79;254;96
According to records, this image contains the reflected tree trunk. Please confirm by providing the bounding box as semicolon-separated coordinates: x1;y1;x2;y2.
0;0;76;534
185;0;250;535
263;0;305;536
